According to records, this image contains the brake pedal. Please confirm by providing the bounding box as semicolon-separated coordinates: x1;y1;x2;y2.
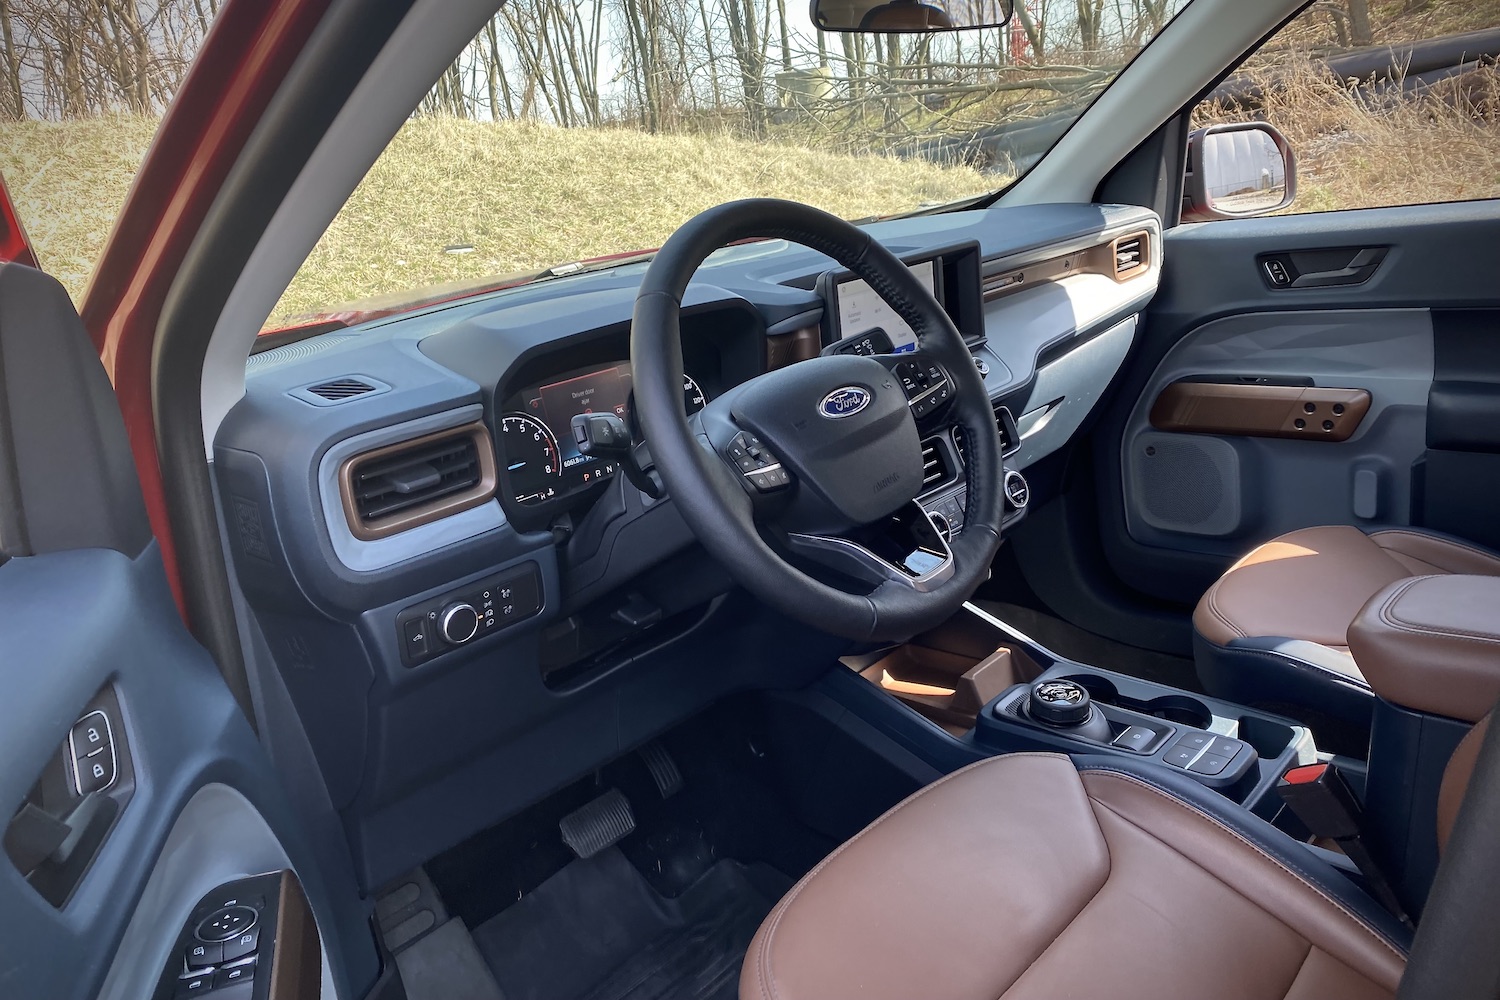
639;740;683;799
560;788;636;859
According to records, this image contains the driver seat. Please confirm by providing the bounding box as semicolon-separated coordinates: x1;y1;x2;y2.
738;718;1494;1000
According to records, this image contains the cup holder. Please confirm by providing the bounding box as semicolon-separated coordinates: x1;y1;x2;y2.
1060;674;1214;730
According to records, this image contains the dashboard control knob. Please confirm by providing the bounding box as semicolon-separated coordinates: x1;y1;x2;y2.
440;603;480;644
1003;470;1030;510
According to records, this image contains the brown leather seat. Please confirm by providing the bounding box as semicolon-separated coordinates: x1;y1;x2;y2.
1192;525;1500;728
742;751;1433;1000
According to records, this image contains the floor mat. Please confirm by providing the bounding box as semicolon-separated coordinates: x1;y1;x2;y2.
975;599;1202;692
472;847;783;1000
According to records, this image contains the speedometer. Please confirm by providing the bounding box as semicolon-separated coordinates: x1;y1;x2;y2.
499;413;562;505
684;374;707;415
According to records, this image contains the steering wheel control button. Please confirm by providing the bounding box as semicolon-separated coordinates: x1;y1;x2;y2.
196;905;258;943
440;603;481;645
220;926;260;964
1027;680;1091;727
185;942;221;969
729;432;790;491
893;360;952;418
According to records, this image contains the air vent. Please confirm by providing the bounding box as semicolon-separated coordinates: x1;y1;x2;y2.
289;374;392;407
920;438;954;492
339;422;497;540
954;403;1019;465
1111;231;1149;280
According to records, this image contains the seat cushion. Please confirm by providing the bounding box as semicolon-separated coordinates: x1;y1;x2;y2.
1191;526;1500;726
742;753;1407;1000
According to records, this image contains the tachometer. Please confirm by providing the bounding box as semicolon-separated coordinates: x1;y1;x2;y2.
499;413;562;505
684;374;707;415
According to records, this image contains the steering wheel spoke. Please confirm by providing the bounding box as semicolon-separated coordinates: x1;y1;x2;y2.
784;501;955;593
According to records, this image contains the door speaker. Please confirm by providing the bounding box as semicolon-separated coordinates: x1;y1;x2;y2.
1127;431;1242;537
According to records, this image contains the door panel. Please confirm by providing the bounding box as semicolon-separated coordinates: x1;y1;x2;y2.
1092;201;1500;607
0;264;374;999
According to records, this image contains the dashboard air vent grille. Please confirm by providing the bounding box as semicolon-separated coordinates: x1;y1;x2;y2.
1112;231;1149;280
339;422;497;540
921;438;953;492
954;403;1019;465
308;378;378;401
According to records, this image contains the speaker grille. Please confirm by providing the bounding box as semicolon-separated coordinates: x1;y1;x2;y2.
1127;432;1242;538
1140;439;1224;526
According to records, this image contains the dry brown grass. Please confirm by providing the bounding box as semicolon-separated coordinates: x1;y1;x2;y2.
1197;57;1500;216
0;115;994;327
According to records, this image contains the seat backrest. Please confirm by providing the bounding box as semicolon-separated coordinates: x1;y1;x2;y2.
1436;711;1490;855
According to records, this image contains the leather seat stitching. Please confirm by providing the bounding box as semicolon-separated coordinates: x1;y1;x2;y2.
751;753;1067;1000
1079;769;1407;962
1375;577;1500;644
1203;583;1246;639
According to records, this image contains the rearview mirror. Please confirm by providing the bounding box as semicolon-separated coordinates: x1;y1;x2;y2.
811;0;1012;33
1182;122;1297;222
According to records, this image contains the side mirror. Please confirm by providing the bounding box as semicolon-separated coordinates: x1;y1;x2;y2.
1182;122;1297;222
811;0;1011;33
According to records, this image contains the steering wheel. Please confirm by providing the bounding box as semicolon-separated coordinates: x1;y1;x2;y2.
631;199;1005;642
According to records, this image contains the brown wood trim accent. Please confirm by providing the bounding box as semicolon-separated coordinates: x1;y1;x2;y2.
766;325;821;369
981;230;1152;302
268;871;322;1000
338;421;497;541
1150;381;1371;442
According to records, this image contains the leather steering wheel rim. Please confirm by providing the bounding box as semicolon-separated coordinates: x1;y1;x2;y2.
631;198;1004;642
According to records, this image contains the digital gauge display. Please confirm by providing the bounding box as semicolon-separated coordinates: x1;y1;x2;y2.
500;365;708;506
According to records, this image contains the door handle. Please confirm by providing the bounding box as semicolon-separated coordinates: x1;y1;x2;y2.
1259;246;1388;289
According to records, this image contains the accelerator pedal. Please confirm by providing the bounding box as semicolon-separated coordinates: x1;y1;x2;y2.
639;740;683;799
560;788;636;859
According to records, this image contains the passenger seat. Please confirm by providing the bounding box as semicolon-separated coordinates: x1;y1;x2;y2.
1193;525;1500;730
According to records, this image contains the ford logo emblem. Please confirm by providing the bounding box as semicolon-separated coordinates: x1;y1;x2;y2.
819;386;871;419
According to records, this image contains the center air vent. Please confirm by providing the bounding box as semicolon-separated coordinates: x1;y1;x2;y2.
339;422;496;540
920;438;955;493
1111;232;1149;280
953;403;1020;465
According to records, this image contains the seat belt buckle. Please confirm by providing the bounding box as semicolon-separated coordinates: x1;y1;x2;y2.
1276;762;1413;929
1277;762;1362;840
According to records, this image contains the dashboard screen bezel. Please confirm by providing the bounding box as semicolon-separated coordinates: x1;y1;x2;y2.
816;241;986;350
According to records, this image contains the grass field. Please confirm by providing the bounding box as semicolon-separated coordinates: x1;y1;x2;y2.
2;50;1499;332
0;116;994;328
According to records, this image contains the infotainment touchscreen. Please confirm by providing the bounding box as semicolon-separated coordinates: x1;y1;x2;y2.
834;258;937;354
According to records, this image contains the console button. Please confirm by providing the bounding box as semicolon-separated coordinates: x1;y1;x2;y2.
1111;726;1158;753
214;959;256;989
221;926;260;963
186;942;222;969
401;617;430;663
1173;732;1213;751
196;905;258;943
1189;753;1230;776
1162;746;1199;769
1209;737;1243;761
175;971;215;997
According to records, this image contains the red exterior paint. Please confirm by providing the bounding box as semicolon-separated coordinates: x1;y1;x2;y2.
80;0;332;612
0;173;39;270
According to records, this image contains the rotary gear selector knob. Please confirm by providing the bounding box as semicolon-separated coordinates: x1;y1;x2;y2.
1028;679;1092;726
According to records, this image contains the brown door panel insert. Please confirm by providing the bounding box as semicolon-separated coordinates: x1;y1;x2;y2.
1150;381;1371;442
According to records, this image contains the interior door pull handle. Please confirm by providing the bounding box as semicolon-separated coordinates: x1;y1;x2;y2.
1259;247;1388;289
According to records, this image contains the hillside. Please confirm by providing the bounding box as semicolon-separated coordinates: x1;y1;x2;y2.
0;116;994;328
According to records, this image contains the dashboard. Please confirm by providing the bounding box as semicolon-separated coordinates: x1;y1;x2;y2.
215;202;1162;891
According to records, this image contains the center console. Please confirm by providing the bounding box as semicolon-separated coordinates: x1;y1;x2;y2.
844;602;1319;819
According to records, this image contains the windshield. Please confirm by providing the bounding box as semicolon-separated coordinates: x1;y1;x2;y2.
267;0;1192;331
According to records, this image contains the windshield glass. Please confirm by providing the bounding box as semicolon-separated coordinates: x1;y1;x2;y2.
267;0;1191;331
